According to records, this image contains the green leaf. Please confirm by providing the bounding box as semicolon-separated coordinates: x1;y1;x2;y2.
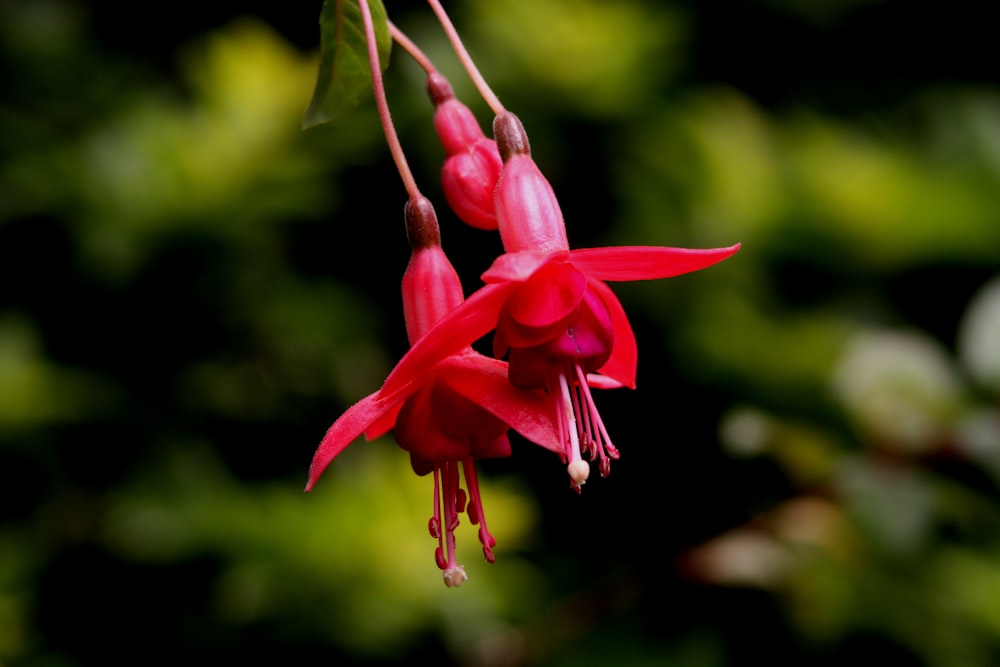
303;0;391;128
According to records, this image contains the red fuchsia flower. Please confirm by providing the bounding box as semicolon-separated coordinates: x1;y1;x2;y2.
379;113;741;492
428;72;503;231
306;196;559;587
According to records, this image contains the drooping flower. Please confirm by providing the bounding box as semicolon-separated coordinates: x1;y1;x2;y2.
379;113;741;491
428;72;503;230
306;196;559;586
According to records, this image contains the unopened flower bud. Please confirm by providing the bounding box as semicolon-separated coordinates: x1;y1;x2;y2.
428;73;502;230
401;196;464;344
430;73;487;154
492;112;569;253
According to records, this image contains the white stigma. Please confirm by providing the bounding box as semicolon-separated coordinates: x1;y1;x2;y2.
567;460;590;486
443;565;468;588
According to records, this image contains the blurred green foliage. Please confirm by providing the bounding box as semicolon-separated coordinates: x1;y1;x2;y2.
2;0;1000;665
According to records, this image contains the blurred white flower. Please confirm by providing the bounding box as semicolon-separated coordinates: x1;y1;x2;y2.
832;328;963;452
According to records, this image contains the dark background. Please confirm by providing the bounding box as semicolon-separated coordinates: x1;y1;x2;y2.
2;1;999;665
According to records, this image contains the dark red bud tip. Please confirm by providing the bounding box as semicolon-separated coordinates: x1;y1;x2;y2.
493;112;531;161
426;72;455;106
403;195;441;250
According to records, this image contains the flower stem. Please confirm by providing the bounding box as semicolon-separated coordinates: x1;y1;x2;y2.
389;20;436;74
359;0;420;199
426;0;505;115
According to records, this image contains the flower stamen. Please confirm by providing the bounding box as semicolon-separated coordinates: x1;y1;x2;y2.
556;367;590;492
574;364;619;477
429;459;502;587
552;361;621;491
462;458;497;563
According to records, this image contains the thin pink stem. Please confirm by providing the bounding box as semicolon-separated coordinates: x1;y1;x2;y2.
389;20;436;74
359;0;420;199
426;0;505;115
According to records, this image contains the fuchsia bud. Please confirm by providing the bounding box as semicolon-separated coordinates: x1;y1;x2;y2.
428;73;503;231
492;112;569;253
401;196;465;344
429;73;485;153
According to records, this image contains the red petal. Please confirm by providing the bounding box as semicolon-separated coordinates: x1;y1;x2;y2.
506;261;586;328
482;250;568;283
362;400;403;440
474;433;512;460
587;278;638;389
505;345;554;390
394;381;504;464
568;243;741;281
544;287;614;368
380;283;513;397
439;354;562;454
496;300;574;349
306;391;406;491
